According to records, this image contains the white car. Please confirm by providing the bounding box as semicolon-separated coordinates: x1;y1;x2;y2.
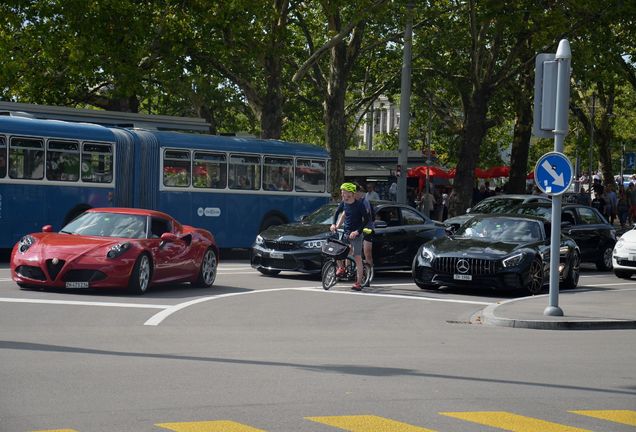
612;229;636;279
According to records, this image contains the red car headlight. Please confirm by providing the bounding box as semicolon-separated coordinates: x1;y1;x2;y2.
18;235;36;253
107;242;131;259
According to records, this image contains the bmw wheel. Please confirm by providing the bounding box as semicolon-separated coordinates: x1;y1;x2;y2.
596;246;613;271
129;254;151;295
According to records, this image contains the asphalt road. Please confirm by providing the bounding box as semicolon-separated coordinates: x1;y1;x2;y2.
0;257;635;432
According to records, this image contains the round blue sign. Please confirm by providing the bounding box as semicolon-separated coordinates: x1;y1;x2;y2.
534;152;573;196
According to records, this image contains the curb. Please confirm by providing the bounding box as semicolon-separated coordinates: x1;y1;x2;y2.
481;294;636;330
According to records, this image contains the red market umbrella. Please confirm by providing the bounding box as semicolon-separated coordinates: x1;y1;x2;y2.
407;165;453;179
485;165;510;178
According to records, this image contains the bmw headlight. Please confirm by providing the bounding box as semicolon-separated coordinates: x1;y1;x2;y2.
420;247;434;262
107;242;131;259
502;252;524;268
255;235;264;246
18;235;36;253
303;239;326;249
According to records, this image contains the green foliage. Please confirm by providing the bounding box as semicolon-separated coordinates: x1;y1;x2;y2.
0;0;635;183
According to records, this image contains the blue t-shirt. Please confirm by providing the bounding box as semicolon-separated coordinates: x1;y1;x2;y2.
335;199;368;234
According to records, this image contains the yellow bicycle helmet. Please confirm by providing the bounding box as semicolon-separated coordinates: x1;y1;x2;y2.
340;182;357;193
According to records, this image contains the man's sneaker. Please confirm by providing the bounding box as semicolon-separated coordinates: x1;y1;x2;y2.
335;267;346;277
351;282;362;291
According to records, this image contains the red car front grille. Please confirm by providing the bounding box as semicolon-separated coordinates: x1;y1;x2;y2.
46;259;66;281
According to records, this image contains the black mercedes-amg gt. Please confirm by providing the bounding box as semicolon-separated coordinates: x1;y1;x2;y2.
412;215;580;295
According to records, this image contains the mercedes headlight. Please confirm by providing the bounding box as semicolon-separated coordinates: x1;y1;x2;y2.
303;239;326;249
255;235;264;246
502;252;524;268
18;235;36;253
107;242;131;259
420;247;434;262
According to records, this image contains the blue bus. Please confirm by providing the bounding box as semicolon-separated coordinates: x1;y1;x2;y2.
0;114;330;249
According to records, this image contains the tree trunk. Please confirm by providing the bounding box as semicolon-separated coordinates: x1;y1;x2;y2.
598;83;616;189
448;90;490;217
325;43;348;199
260;50;283;139
508;71;534;193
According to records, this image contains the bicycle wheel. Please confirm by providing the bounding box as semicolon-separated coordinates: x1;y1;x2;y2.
361;262;372;287
321;261;337;290
363;263;373;287
346;257;372;288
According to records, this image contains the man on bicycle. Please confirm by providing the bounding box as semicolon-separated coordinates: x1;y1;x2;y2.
330;182;369;291
338;182;375;286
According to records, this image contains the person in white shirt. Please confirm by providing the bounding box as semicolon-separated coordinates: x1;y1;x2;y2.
365;183;380;201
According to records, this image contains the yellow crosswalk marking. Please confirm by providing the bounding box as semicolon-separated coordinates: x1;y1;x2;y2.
32;430;78;432
570;410;636;427
440;411;593;432
155;420;266;432
306;415;438;432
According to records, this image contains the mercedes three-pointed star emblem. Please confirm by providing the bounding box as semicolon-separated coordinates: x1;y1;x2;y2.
456;259;470;274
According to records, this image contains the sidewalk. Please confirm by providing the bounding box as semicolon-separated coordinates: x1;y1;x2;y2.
480;288;636;330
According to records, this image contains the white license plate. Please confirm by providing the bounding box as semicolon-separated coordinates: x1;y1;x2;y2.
269;252;284;259
453;274;472;281
65;281;89;288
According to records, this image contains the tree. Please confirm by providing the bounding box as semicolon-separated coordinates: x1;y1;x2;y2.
291;0;395;196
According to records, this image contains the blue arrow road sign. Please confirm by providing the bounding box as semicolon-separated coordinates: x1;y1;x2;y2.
534;151;573;196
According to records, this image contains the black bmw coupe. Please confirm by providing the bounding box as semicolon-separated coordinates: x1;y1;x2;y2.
412;215;580;295
252;202;447;276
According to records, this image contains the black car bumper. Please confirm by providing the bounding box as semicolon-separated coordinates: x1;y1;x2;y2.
251;245;323;274
413;261;565;291
413;265;528;290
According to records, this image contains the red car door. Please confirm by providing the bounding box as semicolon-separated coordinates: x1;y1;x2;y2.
149;217;191;283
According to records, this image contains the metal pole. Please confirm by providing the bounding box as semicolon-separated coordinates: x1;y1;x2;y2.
545;39;571;317
423;97;432;216
588;93;595;195
366;103;374;150
397;1;414;205
621;142;625;186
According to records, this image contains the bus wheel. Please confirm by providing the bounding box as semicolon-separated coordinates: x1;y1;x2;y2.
260;215;285;232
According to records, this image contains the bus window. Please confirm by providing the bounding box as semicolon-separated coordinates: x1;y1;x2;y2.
9;137;44;180
82;142;113;183
193;151;227;189
47;140;80;182
163;149;191;187
263;156;293;191
295;159;326;193
0;137;6;178
229;154;261;190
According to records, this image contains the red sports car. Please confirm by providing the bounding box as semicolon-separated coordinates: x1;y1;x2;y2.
10;208;219;294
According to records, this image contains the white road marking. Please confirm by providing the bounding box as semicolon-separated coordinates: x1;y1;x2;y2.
2;277;635;327
143;284;493;326
0;297;166;308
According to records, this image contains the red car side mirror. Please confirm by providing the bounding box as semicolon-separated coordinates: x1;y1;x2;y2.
42;225;54;233
160;232;179;243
